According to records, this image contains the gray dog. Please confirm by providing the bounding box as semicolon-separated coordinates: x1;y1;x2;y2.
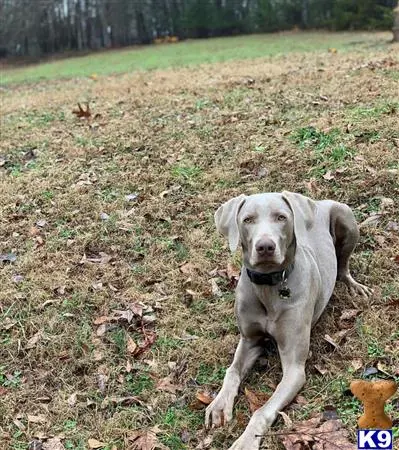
205;191;372;450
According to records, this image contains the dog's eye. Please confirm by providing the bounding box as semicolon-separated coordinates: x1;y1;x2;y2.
277;214;286;222
243;216;254;224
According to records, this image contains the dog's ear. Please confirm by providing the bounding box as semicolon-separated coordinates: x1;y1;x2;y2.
282;191;316;243
215;195;246;252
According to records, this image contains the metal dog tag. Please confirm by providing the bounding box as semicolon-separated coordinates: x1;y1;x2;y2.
278;286;291;299
279;270;291;299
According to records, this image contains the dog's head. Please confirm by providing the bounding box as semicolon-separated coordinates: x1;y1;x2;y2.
215;192;316;271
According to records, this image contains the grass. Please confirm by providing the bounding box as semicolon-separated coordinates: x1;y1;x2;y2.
0;31;391;85
1;31;399;450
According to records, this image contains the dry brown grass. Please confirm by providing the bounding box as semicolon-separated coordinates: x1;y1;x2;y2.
1;34;398;450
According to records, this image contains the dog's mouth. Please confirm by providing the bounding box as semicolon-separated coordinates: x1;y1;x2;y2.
248;252;285;271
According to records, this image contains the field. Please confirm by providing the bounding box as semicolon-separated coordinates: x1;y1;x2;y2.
1;31;398;450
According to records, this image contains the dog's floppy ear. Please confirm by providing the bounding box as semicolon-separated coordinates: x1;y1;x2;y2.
282;191;316;243
215;194;246;252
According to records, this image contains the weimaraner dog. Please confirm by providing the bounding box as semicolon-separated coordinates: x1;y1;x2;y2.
205;191;372;449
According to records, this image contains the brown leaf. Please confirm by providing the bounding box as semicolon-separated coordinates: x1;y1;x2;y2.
72;102;91;119
322;171;335;181
279;411;293;429
314;364;328;375
87;439;106;449
128;428;165;450
129;302;143;317
244;387;270;413
280;415;356;450
29;226;41;236
156;376;181;394
0;386;7;396
351;358;363;372
196;391;214;405
294;395;308;406
179;262;197;274
226;263;240;280
126;335;138;355
27;414;47;424
93;316;110;325
26;331;42;349
209;278;222;297
359;214;381;228
42;438;65;450
67;392;77;406
339;309;360;321
96;324;109;337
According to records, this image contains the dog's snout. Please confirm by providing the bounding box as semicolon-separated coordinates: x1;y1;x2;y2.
255;238;276;256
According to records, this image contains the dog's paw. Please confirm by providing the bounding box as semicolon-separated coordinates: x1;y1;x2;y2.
228;433;261;450
348;280;373;298
205;392;235;428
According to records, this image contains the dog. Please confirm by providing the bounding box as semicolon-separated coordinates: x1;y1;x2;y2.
205;191;372;449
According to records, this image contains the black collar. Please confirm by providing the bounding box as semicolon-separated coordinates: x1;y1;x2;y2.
246;263;294;286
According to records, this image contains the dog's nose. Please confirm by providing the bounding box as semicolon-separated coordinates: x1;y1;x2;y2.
255;239;276;256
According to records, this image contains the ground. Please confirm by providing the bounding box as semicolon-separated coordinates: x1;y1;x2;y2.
0;31;398;450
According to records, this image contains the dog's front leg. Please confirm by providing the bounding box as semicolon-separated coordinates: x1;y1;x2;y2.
229;318;311;450
205;336;262;428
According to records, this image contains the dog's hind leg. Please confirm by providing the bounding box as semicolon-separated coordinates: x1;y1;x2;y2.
330;203;373;297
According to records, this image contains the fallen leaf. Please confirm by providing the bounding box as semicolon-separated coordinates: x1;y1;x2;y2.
351;358;363;372
386;221;398;231
323;171;335;181
126;335;138;355
125;193;138;202
196;391;214;405
96;324;110;337
179;262;197;274
93;316;110;325
36;219;47;228
294;395;308;406
72;102;91;119
42;438;65;450
27;414;47;424
101;396;142;408
129;302;143;317
0;253;17;263
12;274;24;283
97;372;108;394
195;435;213;449
112;309;134;323
244;387;270;413
28;439;43;450
278;411;293;429
128;427;165;450
29;226;41;236
362;366;378;378
339;309;359;321
13;418;26;430
280;414;355;450
26;331;42;349
359;214;381;228
67;392;77;406
324;334;339;349
0;386;7;395
226;263;240;280
209;278;222;297
314;364;328;375
88;438;106;449
322;405;339;420
156;375;181;394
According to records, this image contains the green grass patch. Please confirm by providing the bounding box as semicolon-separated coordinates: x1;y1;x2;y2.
1;32;383;85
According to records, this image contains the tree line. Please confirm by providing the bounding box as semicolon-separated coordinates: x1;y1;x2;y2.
0;0;397;58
